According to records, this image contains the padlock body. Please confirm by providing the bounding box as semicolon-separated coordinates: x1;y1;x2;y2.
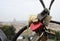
30;22;43;31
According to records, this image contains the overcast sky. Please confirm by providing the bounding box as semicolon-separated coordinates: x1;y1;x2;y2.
0;0;60;22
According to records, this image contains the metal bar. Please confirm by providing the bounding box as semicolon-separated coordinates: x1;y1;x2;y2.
49;0;55;10
50;20;60;24
39;0;46;8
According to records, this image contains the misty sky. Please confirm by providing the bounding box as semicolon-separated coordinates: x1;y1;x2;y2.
0;0;60;22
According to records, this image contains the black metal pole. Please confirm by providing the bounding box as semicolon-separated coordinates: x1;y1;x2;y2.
39;0;46;8
50;20;60;24
12;25;28;41
49;0;55;10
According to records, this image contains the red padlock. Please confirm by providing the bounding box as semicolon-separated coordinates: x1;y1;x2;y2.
30;22;43;31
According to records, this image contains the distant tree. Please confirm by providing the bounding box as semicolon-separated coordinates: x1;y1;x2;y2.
0;25;16;40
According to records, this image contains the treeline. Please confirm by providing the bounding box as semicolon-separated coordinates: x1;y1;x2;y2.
0;25;16;40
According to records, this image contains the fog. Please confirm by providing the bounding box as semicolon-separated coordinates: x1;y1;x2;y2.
0;0;60;22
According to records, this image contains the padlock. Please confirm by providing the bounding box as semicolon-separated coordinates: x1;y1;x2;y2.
30;22;43;31
28;15;37;22
43;15;52;26
28;15;38;26
37;8;49;21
